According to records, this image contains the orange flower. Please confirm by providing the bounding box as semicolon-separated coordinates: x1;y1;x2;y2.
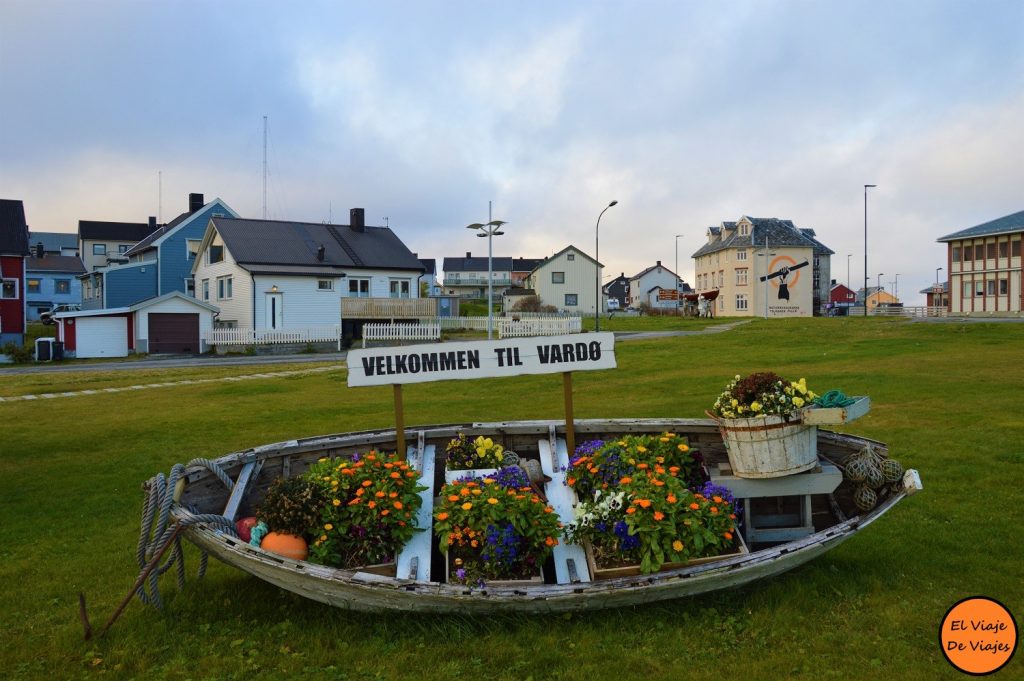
677;444;689;452
487;498;499;505
653;511;665;521
713;495;723;503
567;477;576;485
724;532;733;540
637;499;652;508
710;506;719;514
367;501;377;509
394;501;403;509
381;509;390;516
626;507;636;514
470;539;478;547
437;512;449;521
389;492;398;498
669;466;680;473
460;488;471;496
348;498;360;506
375;491;386;498
689;502;700;510
355;488;365;497
619;476;633;484
406;471;416;478
545;536;558;547
461;502;472;511
448;495;460;502
636;463;649;470
652;479;665;487
729;513;737;520
667;494;677;503
390;472;401;479
672;540;684;552
544;507;554;513
361;480;373;487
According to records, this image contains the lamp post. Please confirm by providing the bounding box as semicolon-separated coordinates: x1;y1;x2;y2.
935;266;944;308
864;184;877;316
894;273;900;303
876;273;884;311
594;200;618;331
935;266;943;286
466;219;507;339
675;234;684;310
847;254;852;291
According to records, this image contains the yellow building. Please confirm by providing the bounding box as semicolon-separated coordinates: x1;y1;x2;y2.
691;216;832;318
937;210;1023;315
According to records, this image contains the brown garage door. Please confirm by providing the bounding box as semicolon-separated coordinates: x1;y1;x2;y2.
149;313;200;354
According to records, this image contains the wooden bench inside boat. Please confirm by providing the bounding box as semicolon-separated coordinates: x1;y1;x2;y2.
708;461;842;544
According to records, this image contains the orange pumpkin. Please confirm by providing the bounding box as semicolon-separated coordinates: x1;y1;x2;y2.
260;532;308;560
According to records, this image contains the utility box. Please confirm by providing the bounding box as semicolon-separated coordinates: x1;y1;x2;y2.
35;337;56;362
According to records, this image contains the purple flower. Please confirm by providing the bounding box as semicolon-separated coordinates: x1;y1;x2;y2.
456;568;466;580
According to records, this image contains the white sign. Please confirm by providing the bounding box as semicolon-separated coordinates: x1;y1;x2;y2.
347;332;616;387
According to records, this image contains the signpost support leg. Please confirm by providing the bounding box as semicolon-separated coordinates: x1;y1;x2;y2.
394;384;406;459
562;371;575;455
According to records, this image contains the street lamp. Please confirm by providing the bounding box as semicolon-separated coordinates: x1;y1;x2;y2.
935;267;944;308
466;219;507;339
864;184;877;316
594;200;618;331
675;234;684;310
847;254;852;291
876;273;884;310
935;266;943;285
894;273;900;302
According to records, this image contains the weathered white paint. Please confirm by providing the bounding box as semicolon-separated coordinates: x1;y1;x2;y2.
347;332;616;387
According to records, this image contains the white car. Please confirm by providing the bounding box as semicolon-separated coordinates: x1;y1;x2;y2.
40;303;80;324
606;298;620;311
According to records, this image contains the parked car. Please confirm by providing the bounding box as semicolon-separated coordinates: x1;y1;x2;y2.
40;303;80;325
606;298;620;311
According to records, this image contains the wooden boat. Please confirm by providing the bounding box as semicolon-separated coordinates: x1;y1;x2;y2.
165;417;921;614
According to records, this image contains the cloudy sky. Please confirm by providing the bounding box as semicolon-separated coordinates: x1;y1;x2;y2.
2;0;1022;302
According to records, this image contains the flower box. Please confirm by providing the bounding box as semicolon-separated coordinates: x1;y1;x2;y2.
583;532;749;581
445;551;543;588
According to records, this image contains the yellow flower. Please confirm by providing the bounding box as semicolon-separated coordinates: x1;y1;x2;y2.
793;396;805;408
637;446;648;453
751;401;762;412
731;399;738;407
672;540;683;552
332;499;341;506
487;498;499;504
461;502;473;510
324;523;333;530
319;534;327;541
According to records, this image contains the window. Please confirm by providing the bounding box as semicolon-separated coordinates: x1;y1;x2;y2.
217;275;233;300
389;279;410;298
736;249;747;261
118;244;130;254
209;245;224;264
567;254;575;261
999;241;1008;258
186;239;202;259
718;270;724;287
1012;240;1021;257
986;280;996;296
202;279;209;301
999;279;1008;295
740;224;748;236
1;278;18;299
552;272;565;284
974;244;984;261
986;243;997;259
735;268;748;286
318;279;334;291
564;293;578;306
963;282;973;298
27;278;41;294
975;281;985;297
54;279;70;294
962;243;972;261
93;244;107;256
951;246;961;262
348;278;370;297
185;278;195;296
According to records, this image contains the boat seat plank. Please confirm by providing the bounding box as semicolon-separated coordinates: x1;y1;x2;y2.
539;438;591;584
222;460;257;522
396;444;435;581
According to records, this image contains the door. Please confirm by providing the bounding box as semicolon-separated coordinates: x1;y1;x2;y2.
149;313;200;354
76;316;128;358
265;293;283;330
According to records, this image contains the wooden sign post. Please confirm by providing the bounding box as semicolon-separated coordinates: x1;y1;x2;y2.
348;333;617;459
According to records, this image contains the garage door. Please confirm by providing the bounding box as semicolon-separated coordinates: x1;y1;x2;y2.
149;313;200;354
77;317;128;358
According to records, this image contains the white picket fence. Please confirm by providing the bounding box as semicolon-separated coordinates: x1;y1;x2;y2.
204;325;342;347
436;317;491;331
498;317;582;338
363;322;441;347
870;306;948;318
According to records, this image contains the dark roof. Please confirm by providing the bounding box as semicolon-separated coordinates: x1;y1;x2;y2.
919;281;949;294
78;220;153;242
631;262;679;281
937;210;1024;241
443;255;514;272
28;231;78;252
418;258;436;275
512;257;543;272
0;199;30;255
692;217;825;258
123;212;189;256
26;255;86;274
799;228;836;256
212;218;424;272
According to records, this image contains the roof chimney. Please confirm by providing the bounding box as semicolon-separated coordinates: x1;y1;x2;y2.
656;260;662;267
189;193;204;214
466;251;472;258
349;208;365;232
317;244;325;262
35;242;44;258
148;216;157;230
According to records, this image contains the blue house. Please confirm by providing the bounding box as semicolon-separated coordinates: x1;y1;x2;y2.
25;255;86;320
81;193;238;309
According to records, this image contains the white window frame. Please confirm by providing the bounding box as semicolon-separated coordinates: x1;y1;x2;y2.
735;268;748;286
348;278;370;298
389;279;411;298
963;281;972;298
986;280;996;296
736;249;747;261
118;244;130;254
217;275;233;300
202;279;210;301
208;245;225;265
2;278;20;299
186;239;202;259
736;294;748;310
317;279;334;292
567;253;575;261
93;243;106;256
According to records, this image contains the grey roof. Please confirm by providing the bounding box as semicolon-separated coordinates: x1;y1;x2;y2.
213;218;424;272
937;210;1024;242
123;212;188;256
512;257;543;272
0;199;30;255
26;255;86;274
692;217;826;258
418;258;436;275
799;228;836;256
78;220;153;242
443;255;514;272
631;262;679;281
29;231;78;252
529;245;602;274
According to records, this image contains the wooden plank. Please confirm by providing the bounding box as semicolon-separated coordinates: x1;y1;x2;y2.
801;397;870;425
539;438;591;584
395;443;435;581
222;461;257;521
708;462;842;498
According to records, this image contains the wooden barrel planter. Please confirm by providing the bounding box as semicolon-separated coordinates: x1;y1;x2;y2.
709;411;817;479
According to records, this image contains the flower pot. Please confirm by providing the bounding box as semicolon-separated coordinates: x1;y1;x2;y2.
260;531;309;561
444;467;498;484
583;532;749;581
711;412;817;479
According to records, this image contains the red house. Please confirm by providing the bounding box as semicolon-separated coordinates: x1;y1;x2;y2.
829;281;857;307
0;199;31;347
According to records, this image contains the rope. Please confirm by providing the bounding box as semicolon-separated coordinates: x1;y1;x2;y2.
813;390;856;408
135;458;241;609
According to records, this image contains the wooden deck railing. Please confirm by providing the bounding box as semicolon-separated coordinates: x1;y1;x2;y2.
341;297;437;319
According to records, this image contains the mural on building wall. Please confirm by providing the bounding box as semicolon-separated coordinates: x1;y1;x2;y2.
760;257;808;300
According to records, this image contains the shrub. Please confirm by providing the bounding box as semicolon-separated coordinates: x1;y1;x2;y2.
256;477;326;537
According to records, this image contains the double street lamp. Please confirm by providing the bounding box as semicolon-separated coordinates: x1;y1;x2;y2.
466;219;506;339
594;200;618;331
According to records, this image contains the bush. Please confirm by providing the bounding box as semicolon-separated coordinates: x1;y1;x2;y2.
511;296;557;313
2;342;33;364
257;477;326;537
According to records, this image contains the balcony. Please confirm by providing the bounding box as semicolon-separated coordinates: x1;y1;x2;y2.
442;277;512;287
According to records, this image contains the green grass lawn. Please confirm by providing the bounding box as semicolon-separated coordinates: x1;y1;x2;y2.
1;318;1021;680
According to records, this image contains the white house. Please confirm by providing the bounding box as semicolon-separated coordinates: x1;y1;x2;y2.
525;245;603;313
191;208;425;331
628;261;682;309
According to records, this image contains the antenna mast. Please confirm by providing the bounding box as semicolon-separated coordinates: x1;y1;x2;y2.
262;115;268;219
158;171;162;223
